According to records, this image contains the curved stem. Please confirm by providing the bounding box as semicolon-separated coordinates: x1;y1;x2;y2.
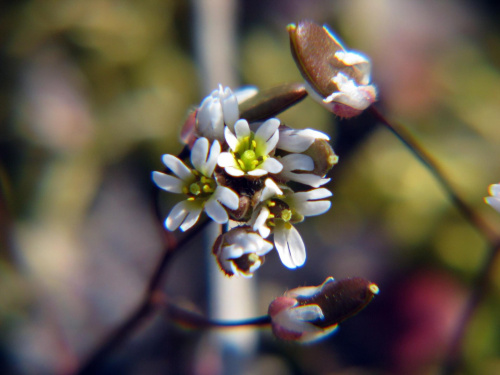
368;105;500;374
164;298;271;328
369;106;498;244
74;218;210;375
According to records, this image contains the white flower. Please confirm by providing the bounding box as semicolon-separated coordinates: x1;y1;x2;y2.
485;183;500;213
277;127;330;153
152;137;239;231
212;226;273;278
196;85;239;142
250;186;332;269
217;118;283;177
278;154;330;187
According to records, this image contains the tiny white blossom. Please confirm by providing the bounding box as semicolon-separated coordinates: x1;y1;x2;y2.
277;127;330;153
250;186;332;269
278;154;330;187
217;118;283;177
196;85;239;142
485;183;500;213
213;226;273;278
153;137;239;231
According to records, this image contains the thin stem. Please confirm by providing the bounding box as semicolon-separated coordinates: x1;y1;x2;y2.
368;105;500;374
369;106;498;244
164;298;271;328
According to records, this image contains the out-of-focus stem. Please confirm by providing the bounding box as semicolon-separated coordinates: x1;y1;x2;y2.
369;106;497;244
368;105;500;375
74;219;210;375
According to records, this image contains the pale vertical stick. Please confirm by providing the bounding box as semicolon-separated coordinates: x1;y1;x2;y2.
193;0;258;374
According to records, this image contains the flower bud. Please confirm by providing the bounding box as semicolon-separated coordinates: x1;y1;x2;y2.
238;83;307;123
268;277;379;343
288;20;377;118
212;226;273;277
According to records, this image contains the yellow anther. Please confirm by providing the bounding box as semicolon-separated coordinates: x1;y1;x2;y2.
202;184;213;193
251;140;257;149
268;202;276;207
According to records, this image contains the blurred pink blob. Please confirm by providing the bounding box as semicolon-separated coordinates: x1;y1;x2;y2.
390;270;466;375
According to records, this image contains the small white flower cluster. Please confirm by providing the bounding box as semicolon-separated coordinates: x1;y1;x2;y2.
153;85;338;277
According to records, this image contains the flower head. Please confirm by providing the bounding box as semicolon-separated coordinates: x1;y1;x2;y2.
485;183;500;213
212;226;273;278
288;20;377;118
217;118;283;177
268;277;379;343
251;184;332;269
153;137;239;231
195;85;239;142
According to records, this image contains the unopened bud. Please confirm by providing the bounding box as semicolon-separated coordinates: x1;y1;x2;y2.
288;20;377;118
268;277;379;342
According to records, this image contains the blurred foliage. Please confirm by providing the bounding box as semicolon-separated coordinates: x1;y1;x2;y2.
0;0;500;374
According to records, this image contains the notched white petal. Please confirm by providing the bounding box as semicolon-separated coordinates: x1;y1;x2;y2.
204;199;229;224
190;137;209;173
162;155;193;181
214;186;239;210
234;119;251;139
261;157;283;174
152;171;183;193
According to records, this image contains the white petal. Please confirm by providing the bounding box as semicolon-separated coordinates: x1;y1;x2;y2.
190;137;209;173
334;50;370;66
179;206;203;231
274;227;296;269
247;168;268;177
224;126;239;151
252;206;271;238
260;178;283;202
281;154;314;172
298;200;331;217
222;92;239;127
277;128;329;153
214;186;239;210
486;197;500;213
284;173;330;188
217;152;236;168
205;140;221;176
264;130;280;154
152;171;183;193
225;166;245;177
234;119;251;139
255;118;280;142
162;155;193;181
274;225;306;269
165;201;194;231
489;184;500;197
260;158;283;174
287;225;306;266
204;199;229;224
290;304;325;322
299;188;333;200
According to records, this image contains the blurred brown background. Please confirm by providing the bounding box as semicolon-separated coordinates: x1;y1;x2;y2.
1;0;500;374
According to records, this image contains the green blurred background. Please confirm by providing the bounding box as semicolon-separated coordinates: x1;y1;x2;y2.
1;0;500;374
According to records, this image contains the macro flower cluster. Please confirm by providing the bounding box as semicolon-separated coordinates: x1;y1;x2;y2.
153;84;338;277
